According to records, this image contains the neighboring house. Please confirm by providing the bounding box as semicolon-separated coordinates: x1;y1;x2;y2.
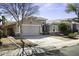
47;20;61;35
69;21;79;32
47;18;79;34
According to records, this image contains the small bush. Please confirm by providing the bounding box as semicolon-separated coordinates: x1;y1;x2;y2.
58;22;70;35
64;30;72;35
68;32;78;39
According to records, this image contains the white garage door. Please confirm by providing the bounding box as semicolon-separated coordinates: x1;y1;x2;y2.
22;24;41;35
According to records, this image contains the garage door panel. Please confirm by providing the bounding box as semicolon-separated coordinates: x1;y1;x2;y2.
22;25;40;35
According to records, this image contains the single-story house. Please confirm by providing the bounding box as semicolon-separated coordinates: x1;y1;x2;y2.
0;16;47;36
47;20;60;34
16;16;47;36
47;18;79;35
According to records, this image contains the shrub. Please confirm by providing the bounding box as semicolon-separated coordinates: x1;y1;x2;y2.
58;22;70;35
68;32;78;39
64;30;71;35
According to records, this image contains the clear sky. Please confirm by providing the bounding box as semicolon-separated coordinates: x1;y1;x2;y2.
34;3;77;20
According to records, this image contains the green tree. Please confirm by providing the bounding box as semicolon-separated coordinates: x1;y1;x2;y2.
66;3;79;21
58;22;70;35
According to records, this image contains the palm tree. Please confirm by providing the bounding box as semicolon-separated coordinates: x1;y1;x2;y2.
66;4;79;21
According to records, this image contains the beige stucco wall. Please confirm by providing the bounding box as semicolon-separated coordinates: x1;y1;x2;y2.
22;18;45;25
15;18;45;35
15;25;20;34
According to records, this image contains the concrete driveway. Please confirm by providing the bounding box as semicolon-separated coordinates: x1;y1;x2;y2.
23;35;79;50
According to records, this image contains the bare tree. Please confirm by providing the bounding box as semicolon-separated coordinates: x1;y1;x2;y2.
0;3;39;55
